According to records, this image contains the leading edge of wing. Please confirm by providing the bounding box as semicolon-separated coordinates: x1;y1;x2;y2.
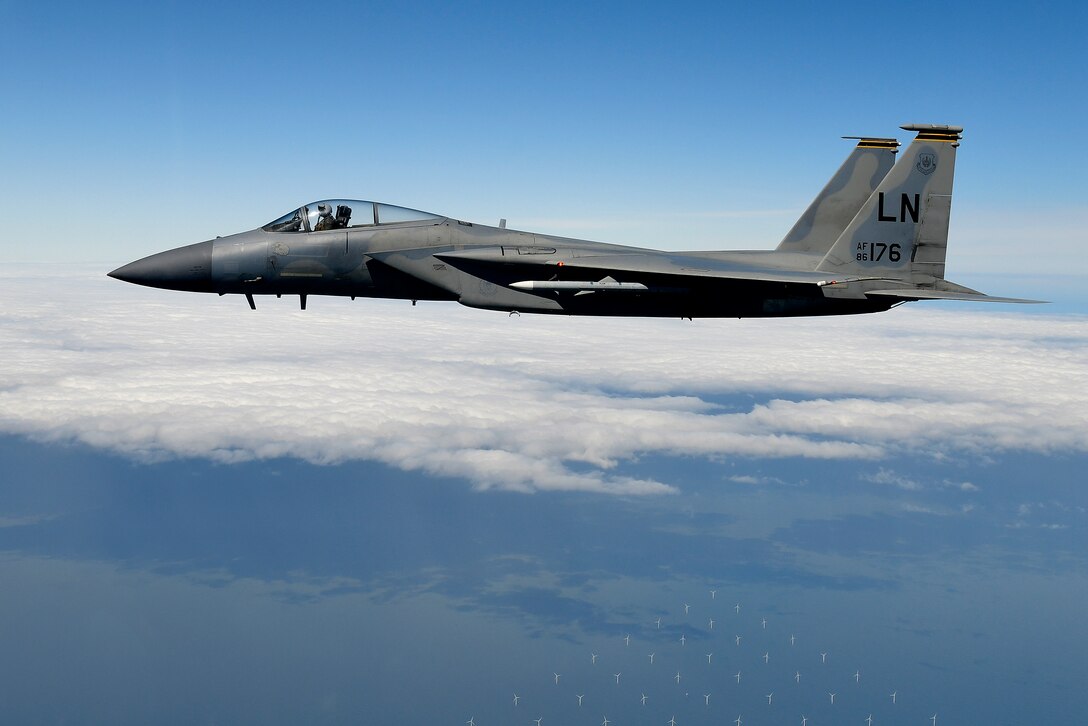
434;248;830;285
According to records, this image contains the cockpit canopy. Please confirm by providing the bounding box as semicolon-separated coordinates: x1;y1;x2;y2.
263;200;441;233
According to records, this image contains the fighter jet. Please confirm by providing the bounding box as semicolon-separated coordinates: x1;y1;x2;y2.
109;124;1040;316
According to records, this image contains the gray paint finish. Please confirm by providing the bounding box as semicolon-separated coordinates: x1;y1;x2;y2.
110;125;1041;317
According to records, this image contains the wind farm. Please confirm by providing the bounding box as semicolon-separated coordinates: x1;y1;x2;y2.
463;586;929;724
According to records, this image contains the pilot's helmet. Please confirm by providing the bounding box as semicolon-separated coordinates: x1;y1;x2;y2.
317;203;332;217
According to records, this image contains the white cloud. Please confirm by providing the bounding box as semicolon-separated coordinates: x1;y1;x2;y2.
943;480;980;492
1;266;1086;495
0;514;58;528
901;503;954;516
863;469;923;491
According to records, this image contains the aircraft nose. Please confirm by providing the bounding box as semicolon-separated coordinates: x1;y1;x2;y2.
109;240;214;292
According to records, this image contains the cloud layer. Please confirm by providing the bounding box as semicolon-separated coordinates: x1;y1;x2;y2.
2;266;1085;494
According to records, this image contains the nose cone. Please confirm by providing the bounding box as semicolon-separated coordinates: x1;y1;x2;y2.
109;240;214;292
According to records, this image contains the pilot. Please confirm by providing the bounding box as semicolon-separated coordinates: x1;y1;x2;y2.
314;203;336;231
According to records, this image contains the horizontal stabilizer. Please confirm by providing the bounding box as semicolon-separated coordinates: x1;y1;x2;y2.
865;289;1046;304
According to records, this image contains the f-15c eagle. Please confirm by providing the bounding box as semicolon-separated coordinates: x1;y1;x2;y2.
110;124;1039;317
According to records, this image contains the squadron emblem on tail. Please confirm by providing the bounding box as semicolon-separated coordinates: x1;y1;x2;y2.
915;152;937;175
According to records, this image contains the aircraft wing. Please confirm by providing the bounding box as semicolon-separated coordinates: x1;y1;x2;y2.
430;249;1047;303
433;247;830;286
372;246;1044;313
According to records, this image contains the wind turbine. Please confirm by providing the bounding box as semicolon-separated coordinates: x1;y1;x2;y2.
820;652;828;664
655;617;662;629
795;671;801;683
553;673;561;685
761;617;767;629
790;634;796;646
711;589;717;599
685;603;691;614
829;692;836;704
866;715;873;726
649;652;656;664
709;618;715;630
466;718;475;726
624;634;631;646
591;652;598;664
675;671;681;684
668;717;677;726
854;669;860;683
704;694;711;706
735;635;742;646
735;603;741;614
613;673;621;685
641;693;648;706
889;691;897;704
735;716;742;726
931;715;937;726
801;717;808;726
602;717;610;726
577;694;584;706
766;693;774;705
534;718;543;726
513;694;520;706
763;652;770;664
734;671;741;684
706;653;713;664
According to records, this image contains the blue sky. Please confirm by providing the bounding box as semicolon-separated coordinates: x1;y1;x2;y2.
2;1;1085;272
2;2;1087;724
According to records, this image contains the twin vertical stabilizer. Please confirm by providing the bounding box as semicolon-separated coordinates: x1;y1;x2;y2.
817;124;962;283
776;137;899;255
